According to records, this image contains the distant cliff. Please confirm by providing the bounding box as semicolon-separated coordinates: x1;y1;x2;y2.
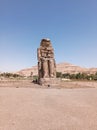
16;62;97;76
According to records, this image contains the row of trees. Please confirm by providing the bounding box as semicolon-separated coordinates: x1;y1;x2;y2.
0;73;22;78
56;72;97;81
1;72;97;81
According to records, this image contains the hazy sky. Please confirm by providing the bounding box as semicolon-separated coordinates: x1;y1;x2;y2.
0;0;97;72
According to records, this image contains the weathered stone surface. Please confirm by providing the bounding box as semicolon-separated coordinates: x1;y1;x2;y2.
39;78;61;86
37;39;57;85
37;39;56;79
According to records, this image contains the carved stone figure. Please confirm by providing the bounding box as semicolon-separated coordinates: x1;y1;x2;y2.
37;38;56;81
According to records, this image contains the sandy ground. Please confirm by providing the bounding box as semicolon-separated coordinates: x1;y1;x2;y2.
0;80;97;88
0;86;97;130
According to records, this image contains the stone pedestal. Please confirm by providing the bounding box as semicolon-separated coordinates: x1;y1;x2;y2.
38;78;61;86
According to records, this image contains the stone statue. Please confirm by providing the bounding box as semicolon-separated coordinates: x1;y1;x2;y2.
37;38;56;80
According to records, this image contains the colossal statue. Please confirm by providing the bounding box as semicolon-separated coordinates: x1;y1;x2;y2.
37;38;56;80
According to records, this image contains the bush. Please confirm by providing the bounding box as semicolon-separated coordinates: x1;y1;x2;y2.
56;72;62;78
33;75;38;80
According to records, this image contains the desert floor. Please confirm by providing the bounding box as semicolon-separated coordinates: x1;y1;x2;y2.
0;81;97;130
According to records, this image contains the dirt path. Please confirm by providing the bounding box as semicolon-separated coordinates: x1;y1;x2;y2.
0;87;97;130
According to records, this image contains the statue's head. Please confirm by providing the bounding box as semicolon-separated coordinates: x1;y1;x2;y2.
40;38;52;47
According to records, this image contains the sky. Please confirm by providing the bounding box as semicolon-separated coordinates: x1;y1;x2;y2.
0;0;97;72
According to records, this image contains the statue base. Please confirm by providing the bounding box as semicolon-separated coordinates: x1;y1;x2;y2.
38;78;61;86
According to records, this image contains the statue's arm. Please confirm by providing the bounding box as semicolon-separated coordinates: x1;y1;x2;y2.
37;48;41;61
54;59;56;68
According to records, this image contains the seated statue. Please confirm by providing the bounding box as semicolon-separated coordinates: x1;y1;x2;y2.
37;39;56;79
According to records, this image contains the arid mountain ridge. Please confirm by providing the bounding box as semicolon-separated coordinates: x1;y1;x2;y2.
16;62;97;77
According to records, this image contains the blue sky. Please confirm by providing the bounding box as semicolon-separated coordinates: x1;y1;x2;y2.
0;0;97;72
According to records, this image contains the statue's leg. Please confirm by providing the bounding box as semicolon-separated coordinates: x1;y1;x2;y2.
43;60;49;78
38;61;42;78
49;59;56;78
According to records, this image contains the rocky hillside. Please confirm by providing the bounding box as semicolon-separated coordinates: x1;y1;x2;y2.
16;66;38;77
16;62;97;77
